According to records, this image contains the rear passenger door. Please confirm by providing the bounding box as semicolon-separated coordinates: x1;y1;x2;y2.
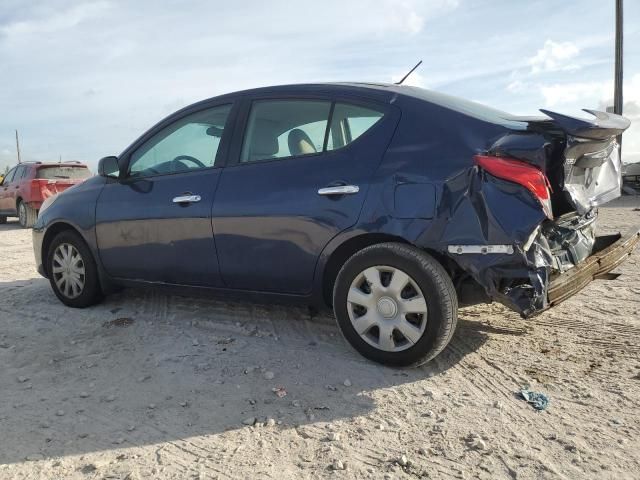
212;96;399;294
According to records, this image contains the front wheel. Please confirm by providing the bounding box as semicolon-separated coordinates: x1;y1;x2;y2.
333;243;457;367
47;230;103;308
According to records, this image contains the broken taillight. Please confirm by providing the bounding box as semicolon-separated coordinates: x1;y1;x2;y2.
473;154;553;218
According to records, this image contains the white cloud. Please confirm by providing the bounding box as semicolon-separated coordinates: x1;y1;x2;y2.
540;81;611;108
0;1;111;37
361;0;459;36
534;74;640;165
506;80;528;93
602;74;640;164
528;40;580;74
0;0;462;169
405;11;424;35
2;1;637;171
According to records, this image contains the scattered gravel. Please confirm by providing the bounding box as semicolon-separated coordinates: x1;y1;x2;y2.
1;200;639;479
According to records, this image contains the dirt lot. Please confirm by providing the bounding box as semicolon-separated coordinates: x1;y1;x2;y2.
1;198;639;480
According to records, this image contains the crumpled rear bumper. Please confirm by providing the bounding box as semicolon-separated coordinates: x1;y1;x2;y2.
547;227;640;307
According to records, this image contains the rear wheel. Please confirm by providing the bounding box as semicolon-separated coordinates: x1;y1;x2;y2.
0;216;6;224
17;201;37;228
333;243;457;367
47;230;102;308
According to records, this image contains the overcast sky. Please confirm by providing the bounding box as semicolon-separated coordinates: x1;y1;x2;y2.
1;0;639;170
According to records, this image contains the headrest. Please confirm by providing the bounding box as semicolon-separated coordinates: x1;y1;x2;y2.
288;128;317;156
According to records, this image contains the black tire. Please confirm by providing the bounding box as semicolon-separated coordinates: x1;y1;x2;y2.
17;201;37;228
0;216;6;224
46;230;103;308
333;243;457;367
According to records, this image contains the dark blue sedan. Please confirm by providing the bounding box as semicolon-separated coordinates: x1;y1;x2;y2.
33;83;637;366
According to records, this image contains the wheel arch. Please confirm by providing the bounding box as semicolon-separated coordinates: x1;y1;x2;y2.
319;233;468;309
41;222;84;277
320;233;410;308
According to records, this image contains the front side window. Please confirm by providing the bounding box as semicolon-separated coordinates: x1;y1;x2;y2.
241;100;331;163
14;166;25;180
129;104;232;177
3;167;17;185
240;100;385;163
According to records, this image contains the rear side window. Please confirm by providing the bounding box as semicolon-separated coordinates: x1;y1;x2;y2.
36;166;91;180
327;103;384;151
240;100;385;163
241;100;331;163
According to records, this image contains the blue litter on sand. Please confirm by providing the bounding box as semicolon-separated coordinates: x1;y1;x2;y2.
519;388;549;411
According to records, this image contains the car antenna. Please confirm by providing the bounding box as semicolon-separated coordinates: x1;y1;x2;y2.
395;60;423;85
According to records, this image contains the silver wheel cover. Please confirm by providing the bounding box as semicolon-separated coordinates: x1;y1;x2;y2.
347;265;428;352
51;243;86;299
18;203;26;225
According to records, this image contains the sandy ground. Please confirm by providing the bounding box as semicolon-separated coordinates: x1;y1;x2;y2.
0;198;639;480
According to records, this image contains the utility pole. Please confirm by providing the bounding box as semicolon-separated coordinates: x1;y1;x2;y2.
15;129;22;164
614;0;623;116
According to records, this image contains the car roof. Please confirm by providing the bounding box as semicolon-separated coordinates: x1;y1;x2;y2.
205;82;521;125
9;162;88;169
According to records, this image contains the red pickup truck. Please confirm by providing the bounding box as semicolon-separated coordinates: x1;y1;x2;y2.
0;162;92;228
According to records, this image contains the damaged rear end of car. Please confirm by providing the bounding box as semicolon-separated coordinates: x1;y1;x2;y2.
445;107;637;317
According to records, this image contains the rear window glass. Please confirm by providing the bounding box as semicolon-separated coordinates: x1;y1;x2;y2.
36;166;91;180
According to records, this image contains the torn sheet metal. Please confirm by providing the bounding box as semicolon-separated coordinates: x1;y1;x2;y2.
542;210;597;272
563;139;622;215
436;109;631;317
539;109;630;215
435;166;552;317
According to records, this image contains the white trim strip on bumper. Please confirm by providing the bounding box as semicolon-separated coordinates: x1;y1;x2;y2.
448;245;514;255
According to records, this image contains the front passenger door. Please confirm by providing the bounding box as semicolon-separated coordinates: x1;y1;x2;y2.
96;103;234;286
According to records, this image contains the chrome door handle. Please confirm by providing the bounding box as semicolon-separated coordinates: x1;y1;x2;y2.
172;194;201;204
317;185;359;196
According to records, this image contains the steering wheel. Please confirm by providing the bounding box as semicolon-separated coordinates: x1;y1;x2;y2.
172;155;206;170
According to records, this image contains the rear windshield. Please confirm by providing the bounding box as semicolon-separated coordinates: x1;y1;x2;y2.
36;166;91;180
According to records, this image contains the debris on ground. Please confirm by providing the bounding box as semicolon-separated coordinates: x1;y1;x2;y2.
102;317;135;328
519;388;550;411
0;200;638;479
272;386;287;398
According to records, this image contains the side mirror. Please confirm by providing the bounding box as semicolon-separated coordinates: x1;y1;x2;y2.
98;156;120;178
